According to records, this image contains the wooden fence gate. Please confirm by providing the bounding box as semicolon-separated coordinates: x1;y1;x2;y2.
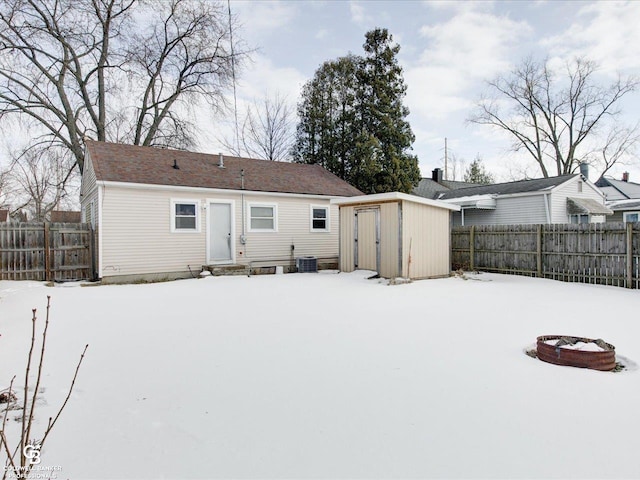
451;222;640;289
0;222;96;281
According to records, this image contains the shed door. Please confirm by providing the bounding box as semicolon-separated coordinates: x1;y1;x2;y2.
208;202;233;263
355;208;380;273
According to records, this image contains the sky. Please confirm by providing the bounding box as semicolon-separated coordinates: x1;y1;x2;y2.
204;0;640;184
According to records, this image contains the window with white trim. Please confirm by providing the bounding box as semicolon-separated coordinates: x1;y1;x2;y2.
310;205;329;232
248;203;277;232
623;211;640;223
171;200;199;232
569;214;589;224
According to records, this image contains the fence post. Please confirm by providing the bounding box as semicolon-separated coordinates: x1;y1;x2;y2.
469;225;475;271
627;222;633;288
44;222;51;281
537;224;542;277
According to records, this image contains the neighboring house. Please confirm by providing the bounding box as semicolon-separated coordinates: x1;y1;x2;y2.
437;174;612;226
50;211;82;223
0;209;7;222
412;168;479;199
595;173;640;223
80;140;361;283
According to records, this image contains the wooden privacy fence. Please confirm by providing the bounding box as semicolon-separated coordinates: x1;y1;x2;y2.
451;222;640;289
0;222;96;281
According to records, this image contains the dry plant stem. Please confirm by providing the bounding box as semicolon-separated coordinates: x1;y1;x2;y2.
19;308;38;468
1;377;17;480
42;343;89;444
24;296;51;457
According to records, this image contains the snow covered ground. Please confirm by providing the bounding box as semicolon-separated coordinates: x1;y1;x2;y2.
1;271;640;479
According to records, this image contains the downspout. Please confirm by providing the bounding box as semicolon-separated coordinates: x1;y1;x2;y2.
544;192;551;224
240;169;246;244
460;207;465;226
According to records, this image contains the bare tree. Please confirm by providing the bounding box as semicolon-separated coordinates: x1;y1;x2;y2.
0;0;246;173
221;93;295;161
470;57;638;178
7;144;76;221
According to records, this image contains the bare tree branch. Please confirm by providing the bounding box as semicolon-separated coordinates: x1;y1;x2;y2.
469;56;639;178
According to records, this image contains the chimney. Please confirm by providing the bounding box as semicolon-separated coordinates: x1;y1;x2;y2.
218;152;224;168
579;162;589;179
622;172;629;182
432;168;443;183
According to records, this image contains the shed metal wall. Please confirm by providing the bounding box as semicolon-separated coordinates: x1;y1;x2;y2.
401;200;452;279
337;198;452;279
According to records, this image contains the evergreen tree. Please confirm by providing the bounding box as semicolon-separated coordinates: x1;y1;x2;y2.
292;29;420;194
464;156;495;184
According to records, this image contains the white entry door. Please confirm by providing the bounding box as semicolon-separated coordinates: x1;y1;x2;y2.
208;202;234;263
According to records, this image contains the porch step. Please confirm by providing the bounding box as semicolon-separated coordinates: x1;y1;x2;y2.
203;264;249;276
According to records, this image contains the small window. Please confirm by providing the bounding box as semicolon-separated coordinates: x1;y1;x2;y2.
248;204;277;232
577;181;583;193
311;205;329;232
623;212;640;223
569;214;589;224
171;200;199;232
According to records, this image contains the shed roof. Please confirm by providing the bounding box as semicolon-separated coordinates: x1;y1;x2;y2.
85;140;362;197
331;192;460;211
438;175;576;200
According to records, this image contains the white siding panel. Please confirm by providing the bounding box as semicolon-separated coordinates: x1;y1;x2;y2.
550;178;606;223
453;195;548;226
100;185;341;278
80;154;97;197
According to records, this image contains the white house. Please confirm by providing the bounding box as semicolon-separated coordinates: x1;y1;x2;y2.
80;141;361;283
436;174;612;226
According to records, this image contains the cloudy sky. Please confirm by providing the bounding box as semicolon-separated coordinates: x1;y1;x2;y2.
206;0;640;184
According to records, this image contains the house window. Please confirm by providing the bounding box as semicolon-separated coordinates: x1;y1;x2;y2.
310;205;329;232
577;181;583;193
171;200;199;232
623;212;640;223
248;203;277;232
569;214;589;224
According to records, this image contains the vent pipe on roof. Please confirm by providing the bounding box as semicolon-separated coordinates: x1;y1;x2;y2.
172;159;179;170
623;172;629;182
218;152;224;168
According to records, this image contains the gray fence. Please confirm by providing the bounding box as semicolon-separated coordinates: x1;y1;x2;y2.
451;222;640;289
0;222;96;281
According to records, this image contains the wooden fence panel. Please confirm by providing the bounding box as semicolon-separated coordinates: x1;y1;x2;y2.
452;222;640;289
0;222;95;281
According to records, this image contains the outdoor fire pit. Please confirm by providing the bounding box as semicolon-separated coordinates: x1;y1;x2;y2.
536;335;616;371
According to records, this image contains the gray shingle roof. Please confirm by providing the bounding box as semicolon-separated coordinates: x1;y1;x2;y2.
438;175;577;200
412;178;479;199
86;141;362;197
595;177;640;200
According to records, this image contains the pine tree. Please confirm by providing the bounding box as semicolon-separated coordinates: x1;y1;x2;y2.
464;156;495;184
292;29;420;194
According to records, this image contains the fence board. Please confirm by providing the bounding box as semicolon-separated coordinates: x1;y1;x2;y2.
452;222;640;289
0;222;95;281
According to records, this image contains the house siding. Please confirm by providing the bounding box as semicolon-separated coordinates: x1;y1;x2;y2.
402;200;451;278
550;178;607;223
99;184;339;278
453;195;548;226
